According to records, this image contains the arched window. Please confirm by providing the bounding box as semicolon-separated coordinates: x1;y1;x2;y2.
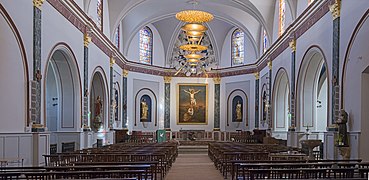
114;25;120;49
279;0;286;36
263;29;268;53
139;26;153;64
231;29;245;66
97;0;103;30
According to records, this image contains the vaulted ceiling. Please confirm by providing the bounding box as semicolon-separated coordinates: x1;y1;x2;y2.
106;0;295;66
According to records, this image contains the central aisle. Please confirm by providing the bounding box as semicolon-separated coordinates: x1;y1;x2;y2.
165;154;224;180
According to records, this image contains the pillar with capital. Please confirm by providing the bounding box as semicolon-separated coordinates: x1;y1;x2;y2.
31;0;45;131
289;38;296;130
213;76;221;130
254;72;260;129
109;56;115;129
82;31;91;130
164;76;171;130
122;69;128;129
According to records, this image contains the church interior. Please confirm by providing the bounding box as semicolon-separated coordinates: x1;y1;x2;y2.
1;0;369;179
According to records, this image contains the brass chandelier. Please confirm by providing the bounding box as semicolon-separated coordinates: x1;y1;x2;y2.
174;7;214;76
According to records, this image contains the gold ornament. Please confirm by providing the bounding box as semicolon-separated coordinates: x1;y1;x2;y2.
329;0;341;20
254;72;260;80
179;44;207;52
84;33;91;47
213;77;221;84
289;39;296;52
33;0;45;9
164;76;172;83
123;70;129;77
175;10;214;23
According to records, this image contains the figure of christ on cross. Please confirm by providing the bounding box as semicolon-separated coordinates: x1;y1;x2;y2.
183;88;201;107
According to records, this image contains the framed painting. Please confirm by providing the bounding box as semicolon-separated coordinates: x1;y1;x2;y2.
177;84;208;125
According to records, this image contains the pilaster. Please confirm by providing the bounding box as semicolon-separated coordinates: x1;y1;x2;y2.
109;57;115;129
83;32;91;130
164;76;171;130
254;72;260;128
213;77;221;129
122;70;128;129
289;38;296;130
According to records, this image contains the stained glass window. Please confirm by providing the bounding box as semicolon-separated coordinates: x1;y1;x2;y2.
263;30;268;53
279;0;286;36
114;25;120;49
232;29;244;66
139;26;153;64
97;0;103;30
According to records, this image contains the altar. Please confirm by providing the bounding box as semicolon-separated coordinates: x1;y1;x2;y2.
178;130;207;141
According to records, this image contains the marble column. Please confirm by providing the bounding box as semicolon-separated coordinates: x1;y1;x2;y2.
164;76;171;130
109;57;115;129
122;70;128;129
267;62;272;129
83;32;91;130
329;0;341;125
31;0;44;130
213;77;221;130
289;39;296;130
254;72;260;129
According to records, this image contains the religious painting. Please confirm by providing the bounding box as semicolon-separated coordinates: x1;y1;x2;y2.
140;95;152;122
232;95;243;122
177;84;208;125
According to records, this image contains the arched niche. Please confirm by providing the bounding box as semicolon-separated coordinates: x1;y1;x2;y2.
272;68;290;132
0;5;29;132
226;89;248;130
134;88;157;130
44;45;82;132
90;69;108;132
296;46;328;133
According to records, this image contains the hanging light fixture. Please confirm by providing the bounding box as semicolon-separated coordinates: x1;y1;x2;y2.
174;4;214;76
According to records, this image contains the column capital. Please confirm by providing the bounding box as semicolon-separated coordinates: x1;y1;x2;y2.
329;0;341;20
254;72;260;80
289;39;296;52
110;57;115;67
164;76;172;83
123;69;129;77
213;77;221;84
267;61;272;70
84;33;91;47
33;0;45;9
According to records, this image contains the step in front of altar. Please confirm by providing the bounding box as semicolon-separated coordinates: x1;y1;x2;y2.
178;145;208;154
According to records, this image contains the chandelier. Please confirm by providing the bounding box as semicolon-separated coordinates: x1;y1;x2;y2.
173;7;215;76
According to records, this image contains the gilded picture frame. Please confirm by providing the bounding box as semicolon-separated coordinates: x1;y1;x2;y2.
177;84;208;125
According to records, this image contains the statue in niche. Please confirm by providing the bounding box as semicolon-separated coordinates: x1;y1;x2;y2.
236;101;242;121
140;98;149;120
94;96;103;130
336;109;348;146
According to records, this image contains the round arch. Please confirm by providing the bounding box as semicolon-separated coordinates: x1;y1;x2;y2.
43;43;82;131
0;4;29;131
90;67;109;131
296;46;329;132
272;68;290;132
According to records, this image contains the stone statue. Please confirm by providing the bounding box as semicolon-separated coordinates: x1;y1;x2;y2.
236;101;242;121
93;96;103;130
183;88;201;106
336;109;348;146
140;99;149;120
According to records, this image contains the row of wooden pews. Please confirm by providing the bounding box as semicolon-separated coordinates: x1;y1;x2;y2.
208;142;369;179
0;142;178;180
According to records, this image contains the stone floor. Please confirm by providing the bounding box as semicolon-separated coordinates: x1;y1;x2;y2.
165;154;224;180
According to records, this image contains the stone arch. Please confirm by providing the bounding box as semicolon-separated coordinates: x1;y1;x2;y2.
272;68;290;133
44;43;82;131
90;67;109;131
296;46;329;132
0;4;29;132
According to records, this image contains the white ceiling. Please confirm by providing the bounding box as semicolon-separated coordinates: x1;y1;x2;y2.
106;0;283;66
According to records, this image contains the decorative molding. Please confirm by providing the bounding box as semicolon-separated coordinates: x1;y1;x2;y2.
123;69;129;77
33;0;45;9
329;0;341;20
110;57;115;67
289;39;296;52
83;33;91;47
163;76;172;83
254;72;260;80
213;77;221;84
